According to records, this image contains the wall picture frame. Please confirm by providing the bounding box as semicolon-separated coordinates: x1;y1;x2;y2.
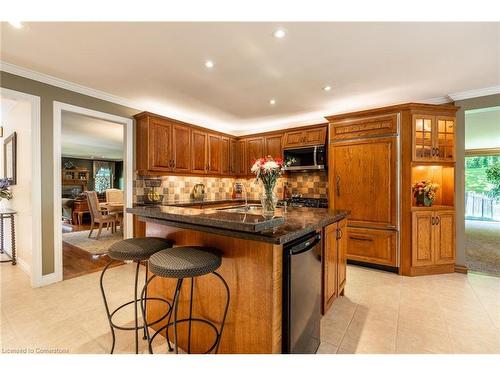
3;131;17;185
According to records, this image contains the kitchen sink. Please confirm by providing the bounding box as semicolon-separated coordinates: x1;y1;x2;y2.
217;204;262;213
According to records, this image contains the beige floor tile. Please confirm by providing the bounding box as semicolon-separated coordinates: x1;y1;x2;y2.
396;325;453;354
316;341;338;354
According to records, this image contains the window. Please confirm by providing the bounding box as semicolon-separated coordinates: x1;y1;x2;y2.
94;167;112;193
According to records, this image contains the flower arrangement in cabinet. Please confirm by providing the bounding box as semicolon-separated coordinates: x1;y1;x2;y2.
412;180;440;207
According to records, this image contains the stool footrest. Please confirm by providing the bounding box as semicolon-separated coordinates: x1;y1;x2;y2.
110;297;171;331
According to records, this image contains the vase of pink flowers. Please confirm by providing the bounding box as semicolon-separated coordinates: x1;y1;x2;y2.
412;180;439;207
251;156;290;217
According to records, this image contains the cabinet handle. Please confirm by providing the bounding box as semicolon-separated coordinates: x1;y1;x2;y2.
349;236;373;242
435;216;440;225
431;217;435;225
436;148;440;157
431;148;435;157
336;175;341;197
339;228;343;239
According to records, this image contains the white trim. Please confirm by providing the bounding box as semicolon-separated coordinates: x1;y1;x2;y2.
418;96;452;105
465;105;500;115
0;88;42;288
449;85;500;101
53;102;134;284
16;257;31;275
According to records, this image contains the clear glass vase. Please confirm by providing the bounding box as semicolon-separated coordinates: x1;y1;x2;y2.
260;191;278;218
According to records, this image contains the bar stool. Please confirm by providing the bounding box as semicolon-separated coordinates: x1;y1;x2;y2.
100;237;173;354
141;246;230;354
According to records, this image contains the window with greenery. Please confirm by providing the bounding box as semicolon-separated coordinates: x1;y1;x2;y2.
465;155;500;221
94;167;112;193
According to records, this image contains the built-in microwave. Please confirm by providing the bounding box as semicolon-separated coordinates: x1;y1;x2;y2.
283;145;326;171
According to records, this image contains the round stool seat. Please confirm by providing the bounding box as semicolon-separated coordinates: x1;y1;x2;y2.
149;247;221;279
108;237;173;261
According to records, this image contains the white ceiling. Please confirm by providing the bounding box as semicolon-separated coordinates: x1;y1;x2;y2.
61;111;123;160
1;22;499;135
465;106;500;150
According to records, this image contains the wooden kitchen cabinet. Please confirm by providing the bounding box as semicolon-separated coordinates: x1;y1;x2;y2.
264;134;283;159
172;124;191;172
246;137;264;175
147;117;173;172
283;125;327;148
222;137;231;175
191;129;208;174
346;227;397;267
412;210;455;267
413;114;455;162
208;133;221;174
322;218;348;314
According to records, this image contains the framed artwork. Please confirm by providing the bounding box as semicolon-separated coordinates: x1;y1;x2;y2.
3;132;17;185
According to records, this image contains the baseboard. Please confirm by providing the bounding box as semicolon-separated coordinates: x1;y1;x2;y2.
347;259;399;274
16;257;31;276
454;264;468;274
38;272;61;287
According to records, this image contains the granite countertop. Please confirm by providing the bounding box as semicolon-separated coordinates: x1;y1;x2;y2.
127;205;349;244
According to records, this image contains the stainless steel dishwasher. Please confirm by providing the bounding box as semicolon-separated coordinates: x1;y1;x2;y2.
282;230;322;354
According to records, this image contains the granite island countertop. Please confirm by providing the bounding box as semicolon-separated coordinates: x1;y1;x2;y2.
128;205;349;244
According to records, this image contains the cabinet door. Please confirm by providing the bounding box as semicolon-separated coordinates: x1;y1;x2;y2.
337;219;347;294
172;124;191;172
236;140;247;175
346;227;397;267
246;137;264;175
412;211;434;267
323;224;338;312
229;139;237;175
221;137;231;175
434;211;455;265
148;118;172;171
191;130;208;174
208;134;221;174
435;117;455;162
303;127;327;146
330;137;397;229
265;134;283;159
413;115;434;161
283;130;305;148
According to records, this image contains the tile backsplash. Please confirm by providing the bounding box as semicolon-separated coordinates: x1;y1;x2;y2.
133;171;328;203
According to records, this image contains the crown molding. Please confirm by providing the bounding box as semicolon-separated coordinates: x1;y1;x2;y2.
418;96;453;105
449;85;500;101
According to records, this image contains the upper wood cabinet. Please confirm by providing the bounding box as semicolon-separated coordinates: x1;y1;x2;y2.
208;133;221;174
283;126;327;148
172;124;191;172
412;210;455;267
246;137;264;174
235;140;247;175
265;134;283;159
222;137;231;175
413;114;455;162
329;113;398;141
148;117;173;172
191;129;208;174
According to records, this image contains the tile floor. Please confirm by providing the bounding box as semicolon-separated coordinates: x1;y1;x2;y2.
1;263;499;354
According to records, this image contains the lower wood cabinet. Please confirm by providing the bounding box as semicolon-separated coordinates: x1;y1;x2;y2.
323;218;348;314
412;210;455;267
346;227;397;267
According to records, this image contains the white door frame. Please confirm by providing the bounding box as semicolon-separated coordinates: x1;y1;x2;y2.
53;102;133;283
0;88;42;287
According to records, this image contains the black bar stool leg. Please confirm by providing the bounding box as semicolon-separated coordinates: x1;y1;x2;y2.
133;261;141;354
142;262;149;340
213;271;230;354
100;260;117;354
172;278;184;354
187;277;194;354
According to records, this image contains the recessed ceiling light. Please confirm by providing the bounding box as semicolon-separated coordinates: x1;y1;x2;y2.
323;86;332;91
8;21;23;29
273;29;286;39
269;99;276;105
204;60;214;69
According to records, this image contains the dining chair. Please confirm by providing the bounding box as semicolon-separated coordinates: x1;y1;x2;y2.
105;188;124;204
87;191;116;240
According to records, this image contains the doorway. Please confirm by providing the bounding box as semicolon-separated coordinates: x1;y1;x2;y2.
53;102;133;282
464;106;500;276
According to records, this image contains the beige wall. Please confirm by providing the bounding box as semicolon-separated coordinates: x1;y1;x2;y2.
0;99;33;268
454;93;500;267
0;71;140;275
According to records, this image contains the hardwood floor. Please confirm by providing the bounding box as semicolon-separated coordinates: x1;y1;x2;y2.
62;221;123;280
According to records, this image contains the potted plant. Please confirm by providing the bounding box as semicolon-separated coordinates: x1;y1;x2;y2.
412;180;439;207
0;178;13;207
251;156;290;217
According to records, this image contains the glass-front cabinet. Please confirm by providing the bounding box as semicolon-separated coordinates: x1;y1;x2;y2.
413;114;455;162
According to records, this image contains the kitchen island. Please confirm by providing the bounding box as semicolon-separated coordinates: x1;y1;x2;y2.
128;202;348;354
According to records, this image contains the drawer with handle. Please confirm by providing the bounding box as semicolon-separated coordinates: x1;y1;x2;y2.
346;227;397;267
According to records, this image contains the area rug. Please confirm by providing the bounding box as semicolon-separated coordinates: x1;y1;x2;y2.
465;220;500;276
62;229;122;255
